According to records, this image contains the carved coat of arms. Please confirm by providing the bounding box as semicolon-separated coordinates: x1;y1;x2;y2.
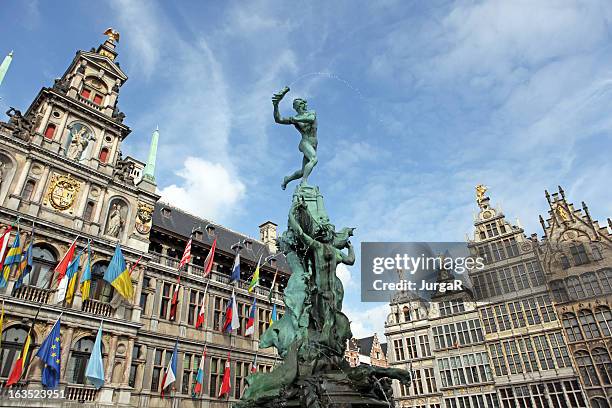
46;174;81;211
135;202;153;235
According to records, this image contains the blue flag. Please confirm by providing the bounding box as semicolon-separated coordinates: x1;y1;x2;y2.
85;324;105;389
230;253;240;282
36;316;61;388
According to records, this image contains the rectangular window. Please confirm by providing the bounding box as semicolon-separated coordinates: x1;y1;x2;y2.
213;296;228;331
235;361;250;399
532;335;554;370
503;237;519;258
182;353;196;394
159;282;176;321
522;297;541;326
503;340;522;375
418;334;431;357
491;241;506;262
481;307;497;334
258;308;271;336
80;88;91;99
486;223;499;238
536;295;557;322
21;180;36;201
209;356;227;396
412;369;424;395
570;244;589;266
498;267;515;294
494;304;512;331
93;94;103;105
517;337;538;373
508;301;526;329
526;261;545;286
405;337;417;359
237;301;250;336
547;332;571;368
151;349;163;391
489;343;507;376
424;367;437;393
393;339;405;361
512;263;529;290
187;289;205;327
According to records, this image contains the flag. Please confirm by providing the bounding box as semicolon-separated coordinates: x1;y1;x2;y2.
179;238;192;270
0;227;13;267
203;239;217;277
268;266;278;301
64;251;82;304
193;347;206;396
250;355;258;373
0;231;21;288
85;323;105;389
245;298;256;336
195;292;207;329
230;253;240;282
169;284;180;321
270;303;277;326
160;340;178;397
0;302;4;350
248;254;262;293
5;312;36;387
222;289;239;333
55;238;77;283
218;353;231;398
14;240;33;290
80;242;92;301
103;244;134;301
35;316;61;388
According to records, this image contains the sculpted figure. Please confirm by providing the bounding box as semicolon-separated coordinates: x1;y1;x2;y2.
106;203;124;237
67;127;89;160
0;162;5;188
272;87;318;190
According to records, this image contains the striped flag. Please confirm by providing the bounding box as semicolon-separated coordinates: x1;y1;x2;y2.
270;303;277;326
5;309;38;387
222;289;239;333
0;231;21;288
14;239;33;290
230;253;240;282
0;226;13;267
248;254;262;293
250;354;258;373
55;238;77;283
245;298;256;336
203;239;217;277
79;242;92;301
56;250;82;304
160;340;178;397
193;347;206;396
195;292;207;329
178;238;192;270
169;284;180;321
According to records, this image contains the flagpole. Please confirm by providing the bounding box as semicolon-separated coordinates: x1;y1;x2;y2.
17;301;43;384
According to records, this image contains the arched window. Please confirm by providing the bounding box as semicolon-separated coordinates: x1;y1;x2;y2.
592;348;611;385
582;272;602;297
90;262;114;302
0;326;32;378
402;306;411;322
22;244;58;289
570;243;589;266
576;350;600;386
579;309;601;339
83;201;95;222
595;306;612;337
590;397;610;408
66;337;101;384
44;124;56;139
562;312;583;342
560;255;570;269
565;276;584;300
598;269;612;294
98;148;109;163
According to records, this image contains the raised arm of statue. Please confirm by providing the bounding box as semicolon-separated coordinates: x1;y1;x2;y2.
272;86;293;125
288;201;316;247
336;242;355;266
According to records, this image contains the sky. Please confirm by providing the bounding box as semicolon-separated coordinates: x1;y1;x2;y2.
1;0;612;339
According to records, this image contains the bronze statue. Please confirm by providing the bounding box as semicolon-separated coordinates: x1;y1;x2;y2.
272;87;318;190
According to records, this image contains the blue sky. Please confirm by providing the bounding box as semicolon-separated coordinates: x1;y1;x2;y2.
1;0;612;338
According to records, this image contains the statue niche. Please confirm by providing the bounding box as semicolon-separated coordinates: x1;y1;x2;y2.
65;122;96;162
105;199;128;239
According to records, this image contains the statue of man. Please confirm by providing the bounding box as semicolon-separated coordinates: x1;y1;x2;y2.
272;87;318;190
67;127;89;161
106;203;124;237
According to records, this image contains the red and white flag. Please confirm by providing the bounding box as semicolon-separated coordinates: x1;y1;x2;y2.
195;293;207;329
0;227;13;266
55;238;78;282
203;239;217;277
169;284;180;321
178;238;192;270
218;353;231;398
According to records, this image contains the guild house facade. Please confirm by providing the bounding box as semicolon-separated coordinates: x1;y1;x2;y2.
0;33;289;407
386;187;611;408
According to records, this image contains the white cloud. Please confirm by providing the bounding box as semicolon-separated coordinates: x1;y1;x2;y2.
159;157;246;222
336;263;354;289
344;303;390;339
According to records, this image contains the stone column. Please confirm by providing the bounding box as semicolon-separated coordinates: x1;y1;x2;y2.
36;103;53;134
32;166;50;203
14;158;32;196
59;326;75;380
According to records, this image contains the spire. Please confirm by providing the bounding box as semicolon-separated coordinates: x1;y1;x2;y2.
142;126;159;183
0;51;14;88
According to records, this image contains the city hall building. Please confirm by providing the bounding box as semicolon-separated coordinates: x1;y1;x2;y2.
385;188;612;408
0;34;289;407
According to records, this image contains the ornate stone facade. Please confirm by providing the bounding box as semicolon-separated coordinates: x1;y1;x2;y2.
0;34;288;407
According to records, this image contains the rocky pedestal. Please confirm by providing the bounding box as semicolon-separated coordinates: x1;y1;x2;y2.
237;184;411;408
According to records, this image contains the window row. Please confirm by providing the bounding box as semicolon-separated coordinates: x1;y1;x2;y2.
550;269;612;303
432;319;484;350
478;222;511;240
438;352;493;388
472;260;545;300
438;300;465;317
498;380;586;408
475;236;520;262
392;334;431;361
398;367;437;397
558;243;603;269
487;331;571;376
444;393;500;408
562;306;612;342
148;348;271;398
480;294;557;334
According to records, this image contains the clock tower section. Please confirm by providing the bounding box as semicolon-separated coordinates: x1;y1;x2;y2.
0;31;159;253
